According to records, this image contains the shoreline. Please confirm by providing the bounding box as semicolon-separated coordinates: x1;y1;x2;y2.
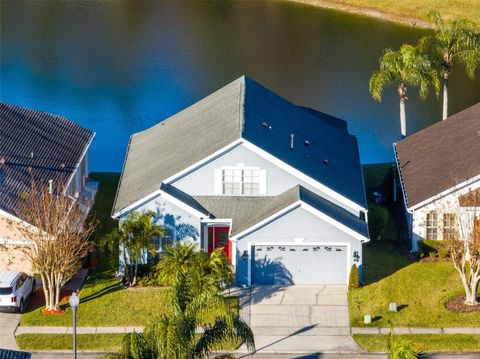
286;0;433;28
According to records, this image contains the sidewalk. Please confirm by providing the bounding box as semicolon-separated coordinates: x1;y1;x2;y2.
351;327;480;334
15;326;480;336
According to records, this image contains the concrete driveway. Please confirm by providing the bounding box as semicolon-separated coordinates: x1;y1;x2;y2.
0;312;21;350
238;285;362;354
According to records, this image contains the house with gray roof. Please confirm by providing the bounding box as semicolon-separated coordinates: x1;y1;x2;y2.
395;102;480;251
113;76;369;285
0;102;95;273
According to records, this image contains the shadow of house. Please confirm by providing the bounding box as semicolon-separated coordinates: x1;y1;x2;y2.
153;207;199;243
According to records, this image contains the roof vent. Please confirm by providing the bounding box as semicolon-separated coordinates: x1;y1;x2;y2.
304;140;310;146
30;152;34;158
290;133;295;150
0;157;5;166
48;179;53;194
262;122;272;130
323;159;329;165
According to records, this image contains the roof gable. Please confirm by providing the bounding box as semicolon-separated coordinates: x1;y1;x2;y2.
113;76;366;214
395;103;480;208
0;102;94;216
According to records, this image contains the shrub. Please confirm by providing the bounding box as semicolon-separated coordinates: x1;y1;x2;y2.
418;239;449;258
368;204;389;240
349;264;359;290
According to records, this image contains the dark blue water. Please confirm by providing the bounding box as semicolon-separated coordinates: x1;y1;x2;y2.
1;1;479;171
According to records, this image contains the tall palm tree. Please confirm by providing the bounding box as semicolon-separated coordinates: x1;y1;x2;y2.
369;44;440;139
419;11;480;120
107;271;255;358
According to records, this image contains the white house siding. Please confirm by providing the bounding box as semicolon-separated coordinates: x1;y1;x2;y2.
411;179;480;251
171;143;359;216
235;206;363;285
118;194;202;269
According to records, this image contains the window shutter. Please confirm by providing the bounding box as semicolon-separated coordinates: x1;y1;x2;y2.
259;169;267;194
214;169;222;194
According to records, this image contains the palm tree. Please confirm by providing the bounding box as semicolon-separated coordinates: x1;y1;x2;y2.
369;44;440;138
106;211;164;286
156;243;233;296
419;11;480;120
107;271;255;358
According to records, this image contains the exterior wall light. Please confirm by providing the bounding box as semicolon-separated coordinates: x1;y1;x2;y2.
353;251;360;263
241;250;249;261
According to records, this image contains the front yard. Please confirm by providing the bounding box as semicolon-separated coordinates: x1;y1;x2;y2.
20;172;238;328
349;243;480;327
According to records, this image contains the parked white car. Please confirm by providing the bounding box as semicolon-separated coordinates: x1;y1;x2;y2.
0;271;35;313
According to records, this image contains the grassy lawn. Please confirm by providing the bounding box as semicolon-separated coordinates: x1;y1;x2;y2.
16;333;238;351
294;0;480;25
17;333;124;351
349;243;480;327
21;172;238;327
353;334;480;352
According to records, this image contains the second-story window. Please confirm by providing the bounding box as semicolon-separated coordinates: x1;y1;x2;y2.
426;211;438;240
222;167;260;195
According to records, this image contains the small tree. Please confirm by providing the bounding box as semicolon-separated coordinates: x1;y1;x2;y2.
348;264;359;290
419;11;480;120
445;194;480;306
10;180;95;311
108;211;163;287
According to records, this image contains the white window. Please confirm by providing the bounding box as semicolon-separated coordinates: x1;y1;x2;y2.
147;227;175;263
426;212;438;240
222;167;261;195
443;213;457;240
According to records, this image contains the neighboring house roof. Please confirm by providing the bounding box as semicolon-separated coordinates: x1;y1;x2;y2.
459;188;480;208
113;76;366;214
395;103;480;209
0;102;94;216
162;183;368;239
0;349;32;359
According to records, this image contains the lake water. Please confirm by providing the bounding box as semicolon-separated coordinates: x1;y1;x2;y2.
1;0;479;171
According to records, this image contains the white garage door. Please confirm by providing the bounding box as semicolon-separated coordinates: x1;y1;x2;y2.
252;245;347;285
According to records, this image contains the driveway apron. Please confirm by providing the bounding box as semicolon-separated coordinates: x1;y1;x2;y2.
238;285;362;354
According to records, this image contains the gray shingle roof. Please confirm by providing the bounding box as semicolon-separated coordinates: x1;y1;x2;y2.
0;349;32;359
113;76;366;214
0;102;94;216
194;185;368;238
395;103;480;208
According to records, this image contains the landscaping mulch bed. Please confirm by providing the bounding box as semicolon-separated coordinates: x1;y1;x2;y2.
445;295;480;313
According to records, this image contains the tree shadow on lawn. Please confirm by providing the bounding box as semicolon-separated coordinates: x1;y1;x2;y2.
362;242;413;285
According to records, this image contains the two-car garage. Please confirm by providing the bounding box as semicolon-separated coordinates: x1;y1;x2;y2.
251;244;348;285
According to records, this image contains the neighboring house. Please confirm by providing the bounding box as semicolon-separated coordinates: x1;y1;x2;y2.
112;76;369;286
394;103;480;252
0;102;95;273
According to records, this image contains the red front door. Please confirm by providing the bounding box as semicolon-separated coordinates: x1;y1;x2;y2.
208;226;231;263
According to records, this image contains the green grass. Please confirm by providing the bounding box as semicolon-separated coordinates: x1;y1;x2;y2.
295;0;480;26
353;334;480;352
21;172;238;327
350;244;480;327
16;333;124;351
16;333;238;351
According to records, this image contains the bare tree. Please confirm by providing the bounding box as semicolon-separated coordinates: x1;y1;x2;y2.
444;190;480;306
9;180;95;311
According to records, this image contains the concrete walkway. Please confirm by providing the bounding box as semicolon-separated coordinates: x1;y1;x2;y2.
0;312;21;350
352;327;480;334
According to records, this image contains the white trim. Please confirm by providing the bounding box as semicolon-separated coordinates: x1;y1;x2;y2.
0;209;36;230
0;238;29;245
65;132;96;193
241;140;364;213
164;139;244;183
157;190;207;219
230;202;302;240
301;203;369;242
230;201;368;242
409;175;480;211
246;241;351;286
112;190;162;218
